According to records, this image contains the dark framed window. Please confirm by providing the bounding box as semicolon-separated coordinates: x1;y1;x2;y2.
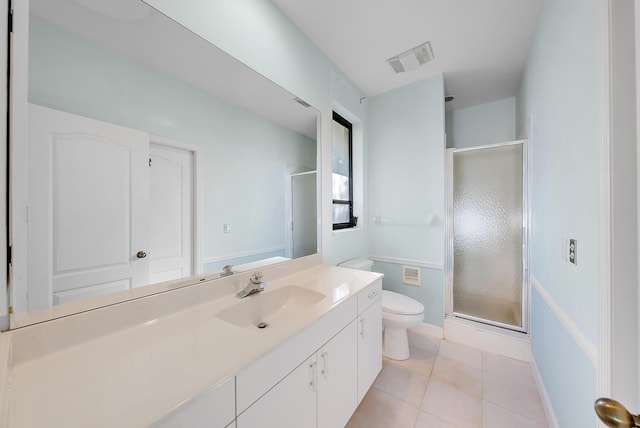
332;112;357;229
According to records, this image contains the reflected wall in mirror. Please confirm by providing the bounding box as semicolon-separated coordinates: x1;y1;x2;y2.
10;0;320;327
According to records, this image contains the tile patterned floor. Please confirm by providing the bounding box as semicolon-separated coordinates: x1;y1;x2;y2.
346;330;548;428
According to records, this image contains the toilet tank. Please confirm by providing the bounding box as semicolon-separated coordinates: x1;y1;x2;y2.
338;258;374;271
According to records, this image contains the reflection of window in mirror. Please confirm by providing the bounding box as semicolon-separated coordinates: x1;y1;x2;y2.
332;111;358;229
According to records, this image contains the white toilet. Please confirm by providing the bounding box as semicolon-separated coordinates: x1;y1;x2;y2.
380;289;424;360
337;258;425;361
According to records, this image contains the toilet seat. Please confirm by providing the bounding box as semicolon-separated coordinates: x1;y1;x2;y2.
382;290;424;315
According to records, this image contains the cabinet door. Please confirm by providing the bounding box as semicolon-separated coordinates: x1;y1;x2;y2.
237;355;317;428
317;320;358;428
358;299;382;403
152;377;235;428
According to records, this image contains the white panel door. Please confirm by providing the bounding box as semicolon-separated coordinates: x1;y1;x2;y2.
148;143;193;284
28;104;149;309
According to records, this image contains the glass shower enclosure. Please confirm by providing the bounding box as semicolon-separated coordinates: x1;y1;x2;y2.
446;141;528;332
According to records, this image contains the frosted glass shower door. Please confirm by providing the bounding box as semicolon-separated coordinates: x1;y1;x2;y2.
451;142;525;330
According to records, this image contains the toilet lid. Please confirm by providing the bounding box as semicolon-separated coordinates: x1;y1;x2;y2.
382;290;424;315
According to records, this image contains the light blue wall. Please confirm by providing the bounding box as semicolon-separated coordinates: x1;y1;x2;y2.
373;262;444;327
517;0;598;424
367;76;446;326
531;288;596;427
446;97;516;148
29;17;316;266
144;0;370;267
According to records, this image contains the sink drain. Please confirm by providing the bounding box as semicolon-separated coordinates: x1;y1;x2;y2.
257;322;268;329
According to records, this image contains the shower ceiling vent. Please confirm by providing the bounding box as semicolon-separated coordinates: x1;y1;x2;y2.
386;42;434;74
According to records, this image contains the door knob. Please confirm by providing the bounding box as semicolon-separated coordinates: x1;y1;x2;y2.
595;398;640;427
136;251;147;259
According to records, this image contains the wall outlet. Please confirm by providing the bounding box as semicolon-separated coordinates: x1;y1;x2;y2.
223;223;231;233
568;238;577;265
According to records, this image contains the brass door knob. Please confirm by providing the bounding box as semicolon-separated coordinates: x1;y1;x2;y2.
595;398;640;427
136;251;147;259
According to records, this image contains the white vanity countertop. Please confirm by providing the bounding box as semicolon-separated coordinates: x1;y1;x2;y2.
2;262;382;428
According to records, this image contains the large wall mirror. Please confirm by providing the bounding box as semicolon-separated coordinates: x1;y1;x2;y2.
9;0;320;328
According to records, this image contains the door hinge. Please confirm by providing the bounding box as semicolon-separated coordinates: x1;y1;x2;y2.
149;158;152;167
7;306;12;314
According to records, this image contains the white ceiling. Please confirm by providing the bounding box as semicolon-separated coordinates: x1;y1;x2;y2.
271;0;544;111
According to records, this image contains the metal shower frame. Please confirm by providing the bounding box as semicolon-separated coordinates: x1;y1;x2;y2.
444;139;530;333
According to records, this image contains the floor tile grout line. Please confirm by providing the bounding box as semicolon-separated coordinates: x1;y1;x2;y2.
383;358;437;377
373;372;430;411
416;371;432;412
482;399;547;426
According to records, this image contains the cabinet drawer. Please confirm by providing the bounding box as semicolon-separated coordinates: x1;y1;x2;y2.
357;278;382;313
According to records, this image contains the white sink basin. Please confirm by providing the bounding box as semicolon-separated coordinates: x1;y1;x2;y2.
216;285;326;328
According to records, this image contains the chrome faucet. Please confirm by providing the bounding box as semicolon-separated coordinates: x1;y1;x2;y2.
220;265;234;277
236;272;266;298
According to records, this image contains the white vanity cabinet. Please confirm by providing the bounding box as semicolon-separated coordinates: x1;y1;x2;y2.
154;278;383;428
152;376;235;428
235;278;382;428
237;320;358;428
357;280;383;404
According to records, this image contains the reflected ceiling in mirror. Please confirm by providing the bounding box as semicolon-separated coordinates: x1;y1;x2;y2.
10;0;320;328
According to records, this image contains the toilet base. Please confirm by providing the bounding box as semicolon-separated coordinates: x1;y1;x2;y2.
383;327;410;360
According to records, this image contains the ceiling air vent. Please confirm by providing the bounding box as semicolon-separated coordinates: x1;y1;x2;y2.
386;42;434;74
402;265;421;286
294;97;311;108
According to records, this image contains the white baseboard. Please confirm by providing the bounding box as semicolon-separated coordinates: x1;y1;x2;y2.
443;316;531;361
202;246;286;265
409;322;444;339
530;351;560;428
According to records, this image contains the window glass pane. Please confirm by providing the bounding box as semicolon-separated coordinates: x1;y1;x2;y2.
332;173;349;200
332;121;350;176
332;203;350;224
332;112;353;229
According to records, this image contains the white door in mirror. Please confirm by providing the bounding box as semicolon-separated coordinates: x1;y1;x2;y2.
28;104;150;309
148;143;193;283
